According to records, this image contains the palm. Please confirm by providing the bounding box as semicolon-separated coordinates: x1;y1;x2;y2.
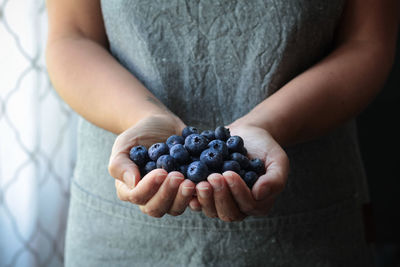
227;123;289;200
228;125;274;165
123;114;186;149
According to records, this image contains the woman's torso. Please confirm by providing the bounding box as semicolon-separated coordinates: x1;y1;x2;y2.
68;1;372;265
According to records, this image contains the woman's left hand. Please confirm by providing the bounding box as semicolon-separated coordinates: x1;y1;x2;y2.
189;123;289;222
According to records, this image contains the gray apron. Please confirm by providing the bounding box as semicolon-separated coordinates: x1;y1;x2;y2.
64;1;374;266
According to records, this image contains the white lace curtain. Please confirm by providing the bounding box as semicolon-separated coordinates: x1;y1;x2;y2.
0;1;77;266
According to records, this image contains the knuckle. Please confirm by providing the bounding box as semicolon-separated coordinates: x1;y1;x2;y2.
146;207;164;218
220;213;245;222
116;191;125;201
241;203;256;214
219;215;234;222
168;210;184;216
206;212;218;218
108;160;119;178
158;191;172;203
128;194;143;205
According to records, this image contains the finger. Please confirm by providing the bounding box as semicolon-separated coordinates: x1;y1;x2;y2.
223;171;257;215
189;197;202;212
207;173;246;222
108;151;141;188
168;179;196;216
115;179;133;202
253;150;289;201
128;169;168;205
196;181;218;218
141;171;185;218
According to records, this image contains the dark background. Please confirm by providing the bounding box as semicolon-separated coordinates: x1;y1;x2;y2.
357;30;400;266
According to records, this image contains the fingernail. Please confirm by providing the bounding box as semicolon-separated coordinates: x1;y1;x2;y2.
170;176;184;188
197;187;209;198
123;172;135;187
182;186;194;197
208;176;223;192
224;172;235;187
256;185;271;200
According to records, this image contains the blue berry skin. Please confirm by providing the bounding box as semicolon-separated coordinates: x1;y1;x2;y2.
184;134;208;156
207;140;229;159
191;156;200;162
156;155;177;173
170;144;190;164
215;126;231;141
239;146;248;156
139;167;147;178
144;161;157;175
182;126;199;138
187;161;209;183
243;171;258;188
148;143;169;161
226;136;244;153
230;152;250;169
249;158;266;175
201;130;215;141
200;149;223;171
222;160;241;174
179;165;189;178
129;145;149;167
239;169;246;179
166;135;185;148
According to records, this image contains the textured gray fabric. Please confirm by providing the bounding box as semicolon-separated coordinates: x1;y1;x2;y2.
64;1;374;266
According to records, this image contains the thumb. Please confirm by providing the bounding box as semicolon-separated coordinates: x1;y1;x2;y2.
108;151;141;188
252;154;289;201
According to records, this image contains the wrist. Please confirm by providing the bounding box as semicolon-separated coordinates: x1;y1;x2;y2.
230;112;282;145
120;111;185;135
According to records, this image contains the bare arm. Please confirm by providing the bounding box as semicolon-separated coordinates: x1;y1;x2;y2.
46;0;179;134
233;0;400;146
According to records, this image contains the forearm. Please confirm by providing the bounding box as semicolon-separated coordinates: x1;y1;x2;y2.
46;36;171;134
236;40;396;146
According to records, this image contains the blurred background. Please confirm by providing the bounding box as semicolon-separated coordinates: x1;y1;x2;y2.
0;1;399;267
0;1;76;266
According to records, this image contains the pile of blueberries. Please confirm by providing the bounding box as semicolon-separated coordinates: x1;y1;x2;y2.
129;126;265;188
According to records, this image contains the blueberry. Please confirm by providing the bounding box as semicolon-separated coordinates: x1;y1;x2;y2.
243;171;258;188
187;161;209;183
249;158;266;175
201;130;215;141
207;140;229;159
239;146;248;156
200;149;223;171
222;160;241;174
191;156;200;162
182;126;199;138
184;134;208;156
230;152;250;169
166;135;185;148
170;144;190;164
179;165;189;178
239;169;246;179
144;161;156;174
139;167;147;178
148;143;169;161
226;136;244;153
129;145;149;167
156;155;177;173
215;126;230;141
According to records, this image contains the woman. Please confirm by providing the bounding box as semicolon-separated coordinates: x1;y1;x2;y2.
46;0;399;266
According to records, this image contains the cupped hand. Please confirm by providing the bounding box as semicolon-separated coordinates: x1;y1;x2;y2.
189;123;289;222
108;114;196;217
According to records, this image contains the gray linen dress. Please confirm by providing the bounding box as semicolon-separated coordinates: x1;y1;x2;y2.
64;1;374;266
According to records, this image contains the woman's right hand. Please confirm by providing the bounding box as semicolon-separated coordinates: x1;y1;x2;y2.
108;114;197;217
